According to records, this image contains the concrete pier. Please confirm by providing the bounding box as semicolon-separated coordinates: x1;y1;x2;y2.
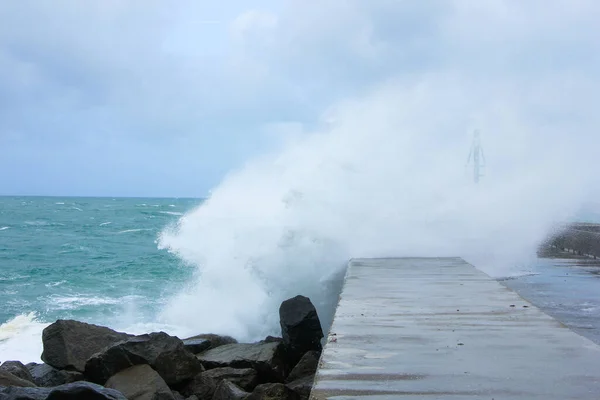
310;257;600;399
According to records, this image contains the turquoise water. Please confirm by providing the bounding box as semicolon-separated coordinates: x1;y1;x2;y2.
0;196;200;328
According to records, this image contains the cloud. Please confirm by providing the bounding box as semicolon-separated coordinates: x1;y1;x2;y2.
0;0;598;196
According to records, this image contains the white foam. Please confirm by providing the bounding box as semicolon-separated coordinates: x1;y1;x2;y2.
158;76;594;342
117;228;152;234
0;313;48;363
0;226;9;231
159;211;184;216
99;222;112;226
48;295;121;310
72;207;83;212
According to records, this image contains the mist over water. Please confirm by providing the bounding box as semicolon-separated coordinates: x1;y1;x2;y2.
158;75;596;341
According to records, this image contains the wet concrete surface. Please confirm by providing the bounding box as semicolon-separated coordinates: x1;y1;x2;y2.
311;257;600;399
500;256;600;346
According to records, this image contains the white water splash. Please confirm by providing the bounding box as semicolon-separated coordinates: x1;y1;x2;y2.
158;75;596;341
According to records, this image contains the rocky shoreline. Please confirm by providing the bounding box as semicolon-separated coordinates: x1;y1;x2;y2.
0;295;324;400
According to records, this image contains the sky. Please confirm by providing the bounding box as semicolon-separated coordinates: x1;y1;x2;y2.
0;0;598;198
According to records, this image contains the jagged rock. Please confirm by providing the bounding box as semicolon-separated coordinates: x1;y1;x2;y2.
213;380;250;400
279;296;323;365
247;383;299;400
178;373;216;399
286;376;314;400
0;370;36;387
85;331;203;385
105;364;175;400
27;363;84;387
285;351;319;383
172;391;186;400
261;336;282;344
197;342;288;383
0;361;34;383
183;334;237;354
0;382;127;400
202;367;258;391
41;320;132;372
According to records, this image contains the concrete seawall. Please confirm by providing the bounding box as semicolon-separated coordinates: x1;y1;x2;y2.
547;223;600;258
310;257;600;399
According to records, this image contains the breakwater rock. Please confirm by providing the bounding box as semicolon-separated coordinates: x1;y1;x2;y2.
0;295;323;400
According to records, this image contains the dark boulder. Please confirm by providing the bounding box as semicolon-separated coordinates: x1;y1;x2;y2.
183;334;237;354
41;320;132;372
85;332;203;386
178;373;216;399
213;380;250;400
27;363;84;387
0;382;126;400
285;376;314;400
0;369;36;387
0;361;34;383
261;336;283;344
172;391;186;400
197;342;287;383
285;351;320;383
247;383;299;400
105;364;175;400
203;367;258;392
279;296;323;365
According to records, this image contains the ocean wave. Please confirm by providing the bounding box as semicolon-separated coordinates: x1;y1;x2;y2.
0;313;48;363
55;202;65;205
99;222;112;226
45;280;67;288
159;211;184;216
72;207;83;212
117;228;152;234
48;295;121;310
0;226;9;231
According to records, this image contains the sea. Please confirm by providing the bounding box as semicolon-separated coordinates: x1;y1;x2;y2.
0;196;201;362
1;196;600;364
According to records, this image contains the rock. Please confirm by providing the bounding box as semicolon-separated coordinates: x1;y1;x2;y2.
46;381;127;399
27;363;84;387
41;320;132;372
0;361;34;383
261;336;282;344
247;383;299;400
182;334;238;354
178;373;216;399
203;367;258;391
279;296;323;365
105;364;175;400
172;391;186;400
0;386;48;400
0;369;36;387
84;331;203;385
213;380;250;400
285;351;319;383
197;342;288;383
0;382;126;400
285;376;314;400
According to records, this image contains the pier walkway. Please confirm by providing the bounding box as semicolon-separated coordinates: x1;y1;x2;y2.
310;257;600;399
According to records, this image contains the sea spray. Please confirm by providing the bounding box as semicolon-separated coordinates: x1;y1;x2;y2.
158;75;594;342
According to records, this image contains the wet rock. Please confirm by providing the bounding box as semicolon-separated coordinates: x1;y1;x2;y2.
85;331;203;385
247;383;299;400
213;380;250;400
285;351;319;383
27;363;84;387
202;367;258;391
46;381;127;399
183;334;237;354
261;336;282;344
0;369;36;387
0;360;34;383
197;342;287;383
41;320;132;372
285;376;314;400
279;296;323;365
172;391;186;400
105;364;175;400
178;374;216;399
0;382;126;400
